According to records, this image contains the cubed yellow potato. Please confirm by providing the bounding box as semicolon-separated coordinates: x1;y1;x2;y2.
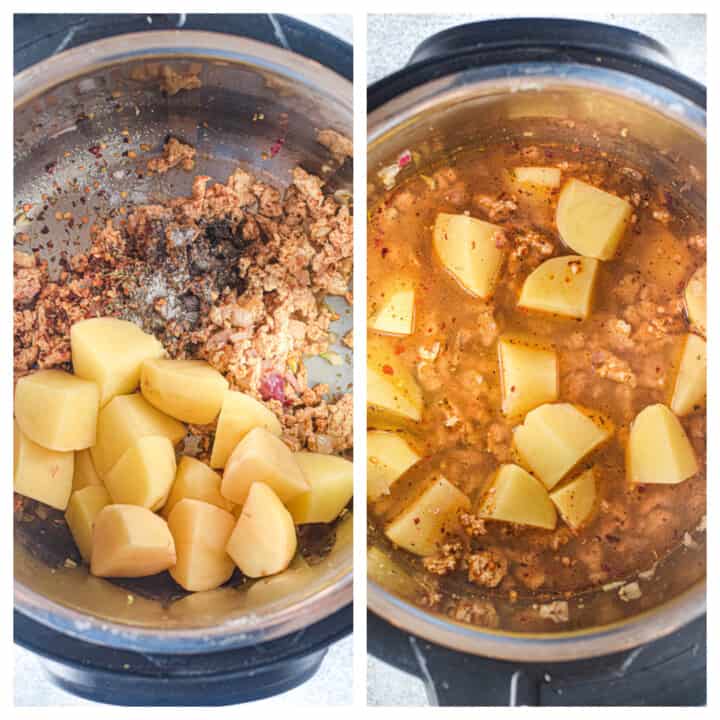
286;452;353;524
167;498;236;592
162;456;233;518
384;476;470;556
518;255;600;320
556;178;632;260
549;467;597;530
104;435;176;510
209;391;282;469
14;421;73;510
141;358;229;424
71;317;165;406
91;393;185;475
368;338;423;424
65;486;112;562
226;482;297;578
369;286;415;336
513;403;613;490
367;431;421;502
221;427;308;506
91;504;176;578
15;369;99;451
73;449;103;491
670;334;706;416
685;264;706;336
511;167;562;189
498;337;558;418
627;404;698;485
433;213;505;298
477;464;557;530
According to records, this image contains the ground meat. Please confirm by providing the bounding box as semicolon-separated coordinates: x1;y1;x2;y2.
459;512;487;538
591;349;637;387
446;598;500;629
316;128;353;164
147;138;196;174
422;542;463;576
473;193;518;222
467;548;508;588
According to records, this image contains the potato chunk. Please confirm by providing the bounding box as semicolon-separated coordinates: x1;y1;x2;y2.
511;166;561;189
210;391;282;468
91;504;176;578
477;464;557;530
367;431;421;502
556;178;632;260
15;369;99;451
14;421;73;510
71;317;165;406
91;393;185;475
162;456;233;518
433;213;505;298
498;336;558;418
369;286;415;336
141;359;228;424
670;334;706;416
167;498;236;592
65;486;111;562
286;452;353;524
513;403;613;490
368;338;423;424
73;449;103;491
226;482;297;578
627;404;698;485
685;264;706;336
384;476;470;556
221;427;308;506
549;467;597;530
104;435;176;510
518;255;599;320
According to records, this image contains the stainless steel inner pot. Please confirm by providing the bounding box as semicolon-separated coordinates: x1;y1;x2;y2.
367;62;706;662
14;30;353;655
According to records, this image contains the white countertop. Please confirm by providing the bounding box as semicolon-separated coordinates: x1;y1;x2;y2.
366;12;705;707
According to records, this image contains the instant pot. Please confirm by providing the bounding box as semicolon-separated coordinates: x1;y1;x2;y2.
367;18;706;706
14;14;352;705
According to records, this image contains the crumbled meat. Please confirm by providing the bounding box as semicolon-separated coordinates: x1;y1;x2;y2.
473;193;518;222
447;598;500;628
591;349;637;387
147;138;196;174
467;548;508;588
317;128;353;164
538;600;569;623
422;542;463;576
459;512;487;538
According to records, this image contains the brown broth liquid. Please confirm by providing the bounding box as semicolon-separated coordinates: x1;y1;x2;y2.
367;138;706;611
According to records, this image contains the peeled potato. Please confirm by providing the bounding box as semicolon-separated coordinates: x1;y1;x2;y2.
286;452;353;524
384;476;470;556
518;255;599;320
91;504;176;578
477;464;557;530
210;391;282;469
226;482;297;578
162;456;233;519
685;264;706;336
433;213;505;298
15;369;99;451
167;498;236;592
556;178;632;260
14;420;74;510
369;286;415;336
71;317;165;406
549;467;597;530
91;393;185;476
141;358;228;424
104;435;176;510
72;449;103;491
367;431;421;502
221;427;308;506
513;403;613;490
498;336;558;418
627;404;698;485
670;333;706;416
511;166;561;189
65;486;111;562
368;337;423;424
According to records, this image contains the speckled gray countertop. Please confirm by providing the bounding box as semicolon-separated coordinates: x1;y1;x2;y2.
366;12;705;707
14;13;353;708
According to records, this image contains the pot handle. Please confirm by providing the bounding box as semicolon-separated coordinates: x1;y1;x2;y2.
407;18;677;70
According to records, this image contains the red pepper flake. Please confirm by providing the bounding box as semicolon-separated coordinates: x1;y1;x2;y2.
381;247;390;258
259;372;288;405
398;149;412;168
382;364;394;375
45;161;57;174
269;137;285;158
394;344;405;355
88;145;103;158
